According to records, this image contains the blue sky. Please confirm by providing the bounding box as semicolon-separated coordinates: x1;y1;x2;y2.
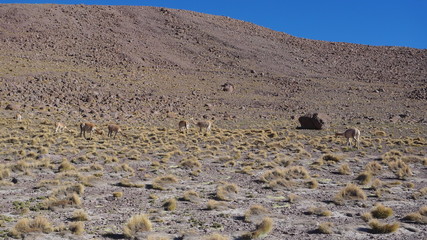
1;0;426;49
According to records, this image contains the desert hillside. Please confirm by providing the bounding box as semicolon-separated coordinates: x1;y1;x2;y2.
0;4;426;240
0;4;426;126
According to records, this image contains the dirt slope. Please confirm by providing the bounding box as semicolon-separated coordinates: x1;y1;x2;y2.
0;4;426;126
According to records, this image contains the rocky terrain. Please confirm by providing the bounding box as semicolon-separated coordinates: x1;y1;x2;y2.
0;4;426;240
0;4;426;126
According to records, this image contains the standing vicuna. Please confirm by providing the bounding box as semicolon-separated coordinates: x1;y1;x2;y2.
55;122;67;133
335;128;361;149
108;124;122;139
192;119;213;133
80;122;96;140
178;120;190;133
15;113;22;122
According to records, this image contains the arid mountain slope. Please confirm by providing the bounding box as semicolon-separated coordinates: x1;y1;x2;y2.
0;4;426;125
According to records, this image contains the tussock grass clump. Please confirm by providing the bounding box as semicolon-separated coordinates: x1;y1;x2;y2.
0;167;11;180
118;179;145;188
316;222;334;234
203;233;230;240
241;217;273;239
123;214;152;238
305;207;332;217
402;206;427;224
9;216;53;238
113;192;123;198
207;200;228;210
182;190;199;202
356;171;372;185
322;154;343;163
113;163;135;173
268;179;295;190
381;150;403;163
368;219;399;234
365;161;383;175
387;159;413;179
42;192;82;210
361;212;373;222
163;198;177;211
179;157;202;169
305;178;319;189
338;163;351;175
72;209;89;221
244;205;269;223
371;204;393;219
334;183;367;205
152;175;178;190
58;159;75;172
69;221;85;235
412;187;427;199
260;166;309;183
216;183;239;201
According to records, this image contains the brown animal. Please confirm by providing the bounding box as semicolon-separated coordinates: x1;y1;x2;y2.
192;119;213;133
79;122;96;139
55;122;67;133
16;113;22;122
108;124;121;139
178;120;190;133
335;128;361;148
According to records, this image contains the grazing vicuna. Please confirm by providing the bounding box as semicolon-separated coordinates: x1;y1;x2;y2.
16;113;22;122
108;124;121;139
335;128;361;148
79;122;96;140
55;122;67;133
192;119;213;133
178;120;190;133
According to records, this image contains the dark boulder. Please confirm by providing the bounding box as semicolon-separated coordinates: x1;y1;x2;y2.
298;113;330;130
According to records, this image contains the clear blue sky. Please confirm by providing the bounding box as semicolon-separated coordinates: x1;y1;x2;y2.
1;0;426;49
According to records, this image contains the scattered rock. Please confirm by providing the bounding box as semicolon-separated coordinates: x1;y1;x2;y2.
221;83;234;93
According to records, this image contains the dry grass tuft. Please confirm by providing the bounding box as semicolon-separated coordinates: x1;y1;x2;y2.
322;154;343;163
9;216;53;238
371;204;393;219
123;214;152;238
316;222;334;234
334;183;367;205
365;161;383;175
72;209;89;221
69;221;85;235
402;205;427;224
152;175;178;190
387;159;413;179
241;217;273;239
356;171;372;185
305;207;332;217
412;187;427;199
163;198;177;211
182;190;199;202
338;163;351;175
216;183;239;201
368;219;399;234
244;205;269;223
118;179;145;188
207;200;228;210
113;191;124;198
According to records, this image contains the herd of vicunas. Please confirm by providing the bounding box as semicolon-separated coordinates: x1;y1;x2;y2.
13;113;360;148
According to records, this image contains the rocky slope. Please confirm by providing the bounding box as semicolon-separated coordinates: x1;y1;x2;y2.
0;4;426;126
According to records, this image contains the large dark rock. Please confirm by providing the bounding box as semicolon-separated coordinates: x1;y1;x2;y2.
298;113;330;130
